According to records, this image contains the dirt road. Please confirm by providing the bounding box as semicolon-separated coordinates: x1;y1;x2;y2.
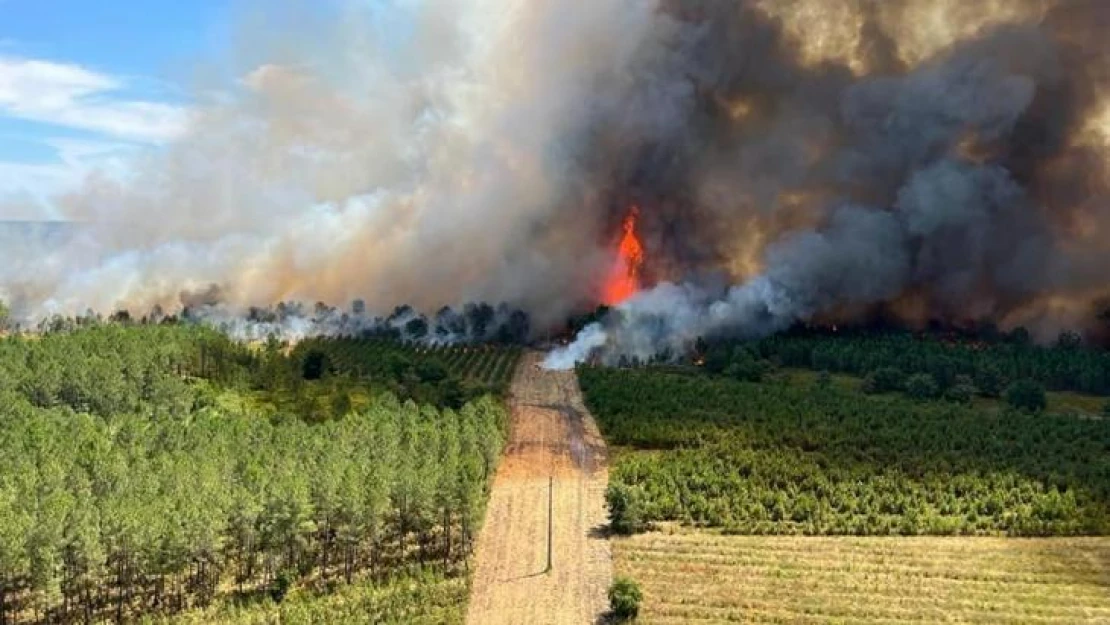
466;352;612;625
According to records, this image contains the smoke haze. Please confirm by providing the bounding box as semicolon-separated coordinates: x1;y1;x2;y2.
1;1;1109;358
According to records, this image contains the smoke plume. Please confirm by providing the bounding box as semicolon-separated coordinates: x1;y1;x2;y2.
1;1;1109;358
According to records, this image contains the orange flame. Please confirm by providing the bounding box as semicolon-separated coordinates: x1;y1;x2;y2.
602;206;645;305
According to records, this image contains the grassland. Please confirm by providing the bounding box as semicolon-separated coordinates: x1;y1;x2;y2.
615;527;1110;624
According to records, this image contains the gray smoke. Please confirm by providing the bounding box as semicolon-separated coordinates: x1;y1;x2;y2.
1;0;1108;358
549;3;1110;366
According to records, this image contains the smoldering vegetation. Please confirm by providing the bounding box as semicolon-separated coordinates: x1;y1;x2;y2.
1;1;1108;358
15;296;530;345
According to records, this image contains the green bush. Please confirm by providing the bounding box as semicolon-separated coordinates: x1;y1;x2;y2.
718;346;770;382
944;383;975;404
863;366;904;394
1005;379;1047;413
725;359;767;382
270;569;295;603
905;373;940;400
606;483;649;534
301;350;330;380
416;358;449;383
814;370;832;390
608;576;643;621
974;365;1006;398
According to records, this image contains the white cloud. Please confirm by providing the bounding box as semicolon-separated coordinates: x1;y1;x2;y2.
0;137;141;201
0;56;189;142
0;189;58;220
0;160;74;205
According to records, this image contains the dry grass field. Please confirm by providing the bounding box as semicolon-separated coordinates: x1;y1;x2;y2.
615;527;1110;624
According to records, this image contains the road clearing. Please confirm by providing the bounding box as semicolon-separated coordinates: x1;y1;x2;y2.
466;352;612;625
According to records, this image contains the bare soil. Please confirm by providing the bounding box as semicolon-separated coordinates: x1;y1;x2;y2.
466;352;612;625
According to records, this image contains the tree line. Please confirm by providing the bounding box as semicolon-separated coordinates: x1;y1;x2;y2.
718;327;1110;396
0;298;531;347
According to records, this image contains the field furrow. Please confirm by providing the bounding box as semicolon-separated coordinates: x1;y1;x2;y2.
615;530;1110;624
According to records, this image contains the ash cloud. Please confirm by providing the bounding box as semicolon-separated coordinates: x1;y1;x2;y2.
0;1;1108;358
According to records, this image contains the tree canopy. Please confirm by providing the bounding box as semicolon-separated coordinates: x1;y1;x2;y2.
0;325;510;624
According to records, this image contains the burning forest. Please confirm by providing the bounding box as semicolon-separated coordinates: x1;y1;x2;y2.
3;0;1110;362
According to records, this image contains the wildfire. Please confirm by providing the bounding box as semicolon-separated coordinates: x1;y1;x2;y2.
602;206;645;305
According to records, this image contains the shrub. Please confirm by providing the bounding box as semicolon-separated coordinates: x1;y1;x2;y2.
608;576;643;621
864;366;904;394
416;359;449;383
905;373;940;401
953;374;975;389
607;483;649;534
301;350;329;380
725;359;768;383
814;370;832;390
974;365;1005;398
703;344;733;374
1005;379;1047;413
944;383;975;404
723;347;770;382
270;569;295;603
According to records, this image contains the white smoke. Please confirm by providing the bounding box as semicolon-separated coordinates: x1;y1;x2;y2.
0;0;668;329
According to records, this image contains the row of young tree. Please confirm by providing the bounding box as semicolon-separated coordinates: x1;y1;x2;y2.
722;328;1110;396
0;326;508;624
580;366;1110;537
290;338;522;408
698;341;1058;413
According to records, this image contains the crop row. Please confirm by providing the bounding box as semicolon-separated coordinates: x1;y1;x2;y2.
614;532;1110;624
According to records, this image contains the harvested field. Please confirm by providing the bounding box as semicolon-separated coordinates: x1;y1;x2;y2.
615;528;1110;624
465;351;612;625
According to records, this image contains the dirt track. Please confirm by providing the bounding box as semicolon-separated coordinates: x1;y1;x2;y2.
466;351;612;625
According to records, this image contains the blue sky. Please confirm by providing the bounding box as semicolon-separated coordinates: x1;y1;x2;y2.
0;0;410;218
0;1;247;216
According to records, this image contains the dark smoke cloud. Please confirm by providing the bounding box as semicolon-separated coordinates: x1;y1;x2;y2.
550;0;1110;365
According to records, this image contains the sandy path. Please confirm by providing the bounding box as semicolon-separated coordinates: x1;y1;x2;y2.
466;351;612;625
